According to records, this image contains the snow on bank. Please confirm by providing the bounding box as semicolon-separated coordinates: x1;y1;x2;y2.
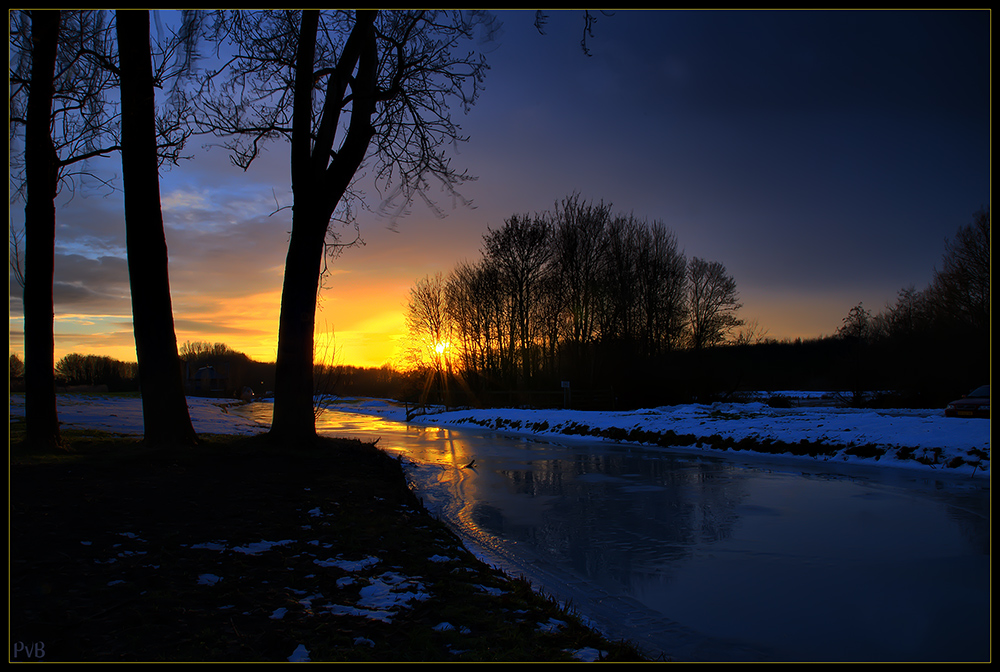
9;392;990;475
8;393;269;437
321;395;990;476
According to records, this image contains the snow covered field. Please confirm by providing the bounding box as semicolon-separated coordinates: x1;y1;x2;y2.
9;393;267;437
9;392;990;476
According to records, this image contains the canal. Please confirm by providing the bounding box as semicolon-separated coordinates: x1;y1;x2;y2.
235;403;991;662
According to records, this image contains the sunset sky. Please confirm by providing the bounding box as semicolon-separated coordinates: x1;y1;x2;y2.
8;9;990;370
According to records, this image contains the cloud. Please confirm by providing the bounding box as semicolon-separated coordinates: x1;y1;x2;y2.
51;254;132;314
161;189;213;211
52;326;139;360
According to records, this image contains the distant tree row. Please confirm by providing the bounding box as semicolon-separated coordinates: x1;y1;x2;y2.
404;194;745;398
54;353;139;388
866;208;989;343
833;208;990;405
179;341;251;361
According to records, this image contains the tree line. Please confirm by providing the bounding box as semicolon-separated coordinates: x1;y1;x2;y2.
403;194;746;404
10;342;255;394
12;195;987;412
9;346;418;409
403;203;989;409
830;208;990;406
12;352;156;393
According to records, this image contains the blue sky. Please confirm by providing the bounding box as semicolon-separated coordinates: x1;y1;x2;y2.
8;9;991;367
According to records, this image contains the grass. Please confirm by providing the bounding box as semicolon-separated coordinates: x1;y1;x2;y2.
9;422;649;662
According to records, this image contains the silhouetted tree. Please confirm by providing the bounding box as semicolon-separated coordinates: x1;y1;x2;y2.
865;209;990;399
421;196;703;401
927;208;990;337
549;195;611;383
179;341;248;360
55;353;138;387
635;221;687;356
11;11;64;449
11;10;196;447
482;214;553;386
403;272;454;403
117;9;197;446
192;10;496;443
687;257;743;350
596;215;642;347
836;302;873;343
10;354;25;381
446;259;504;383
404;273;451;371
533;10;610;57
834;302;879;406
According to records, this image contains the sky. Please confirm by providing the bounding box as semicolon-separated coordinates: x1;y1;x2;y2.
8;9;991;369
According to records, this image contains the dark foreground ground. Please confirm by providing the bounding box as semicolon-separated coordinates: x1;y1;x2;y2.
9;427;648;662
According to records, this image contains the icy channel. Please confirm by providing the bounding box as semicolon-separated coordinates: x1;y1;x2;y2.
238;405;990;662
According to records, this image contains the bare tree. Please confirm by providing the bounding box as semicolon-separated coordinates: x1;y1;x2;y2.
179;341;246;359
55;353;137;387
446;259;504;383
9;11;123;200
550;194;611;348
404;272;452;371
404;272;454;404
533;10;611;57
440;197;694;391
482;214;553;386
444;261;482;375
9;226;26;289
927;208;990;335
635;220;687;356
596;214;642;346
687;257;744;350
116;9;197;446
836;302;873;343
11;11;65;449
189;10;496;442
10;10;196;448
732;317;770;347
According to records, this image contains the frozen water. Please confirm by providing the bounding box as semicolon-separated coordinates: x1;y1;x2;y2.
295;406;988;662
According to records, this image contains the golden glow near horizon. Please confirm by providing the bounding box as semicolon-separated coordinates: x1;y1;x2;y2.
10;280;869;370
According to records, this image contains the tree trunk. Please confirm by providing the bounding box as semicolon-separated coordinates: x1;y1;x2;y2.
22;10;62;450
269;204;328;444
116;10;197;447
268;11;377;445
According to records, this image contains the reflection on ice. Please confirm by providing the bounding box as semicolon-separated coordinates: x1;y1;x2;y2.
232;403;990;662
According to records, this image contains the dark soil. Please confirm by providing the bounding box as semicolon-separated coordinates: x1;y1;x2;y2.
10;431;647;662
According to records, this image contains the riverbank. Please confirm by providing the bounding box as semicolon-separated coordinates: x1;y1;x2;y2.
12;392;989;476
325;394;990;476
9;427;648;662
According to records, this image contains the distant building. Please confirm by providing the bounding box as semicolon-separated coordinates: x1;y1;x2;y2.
185;362;231;397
